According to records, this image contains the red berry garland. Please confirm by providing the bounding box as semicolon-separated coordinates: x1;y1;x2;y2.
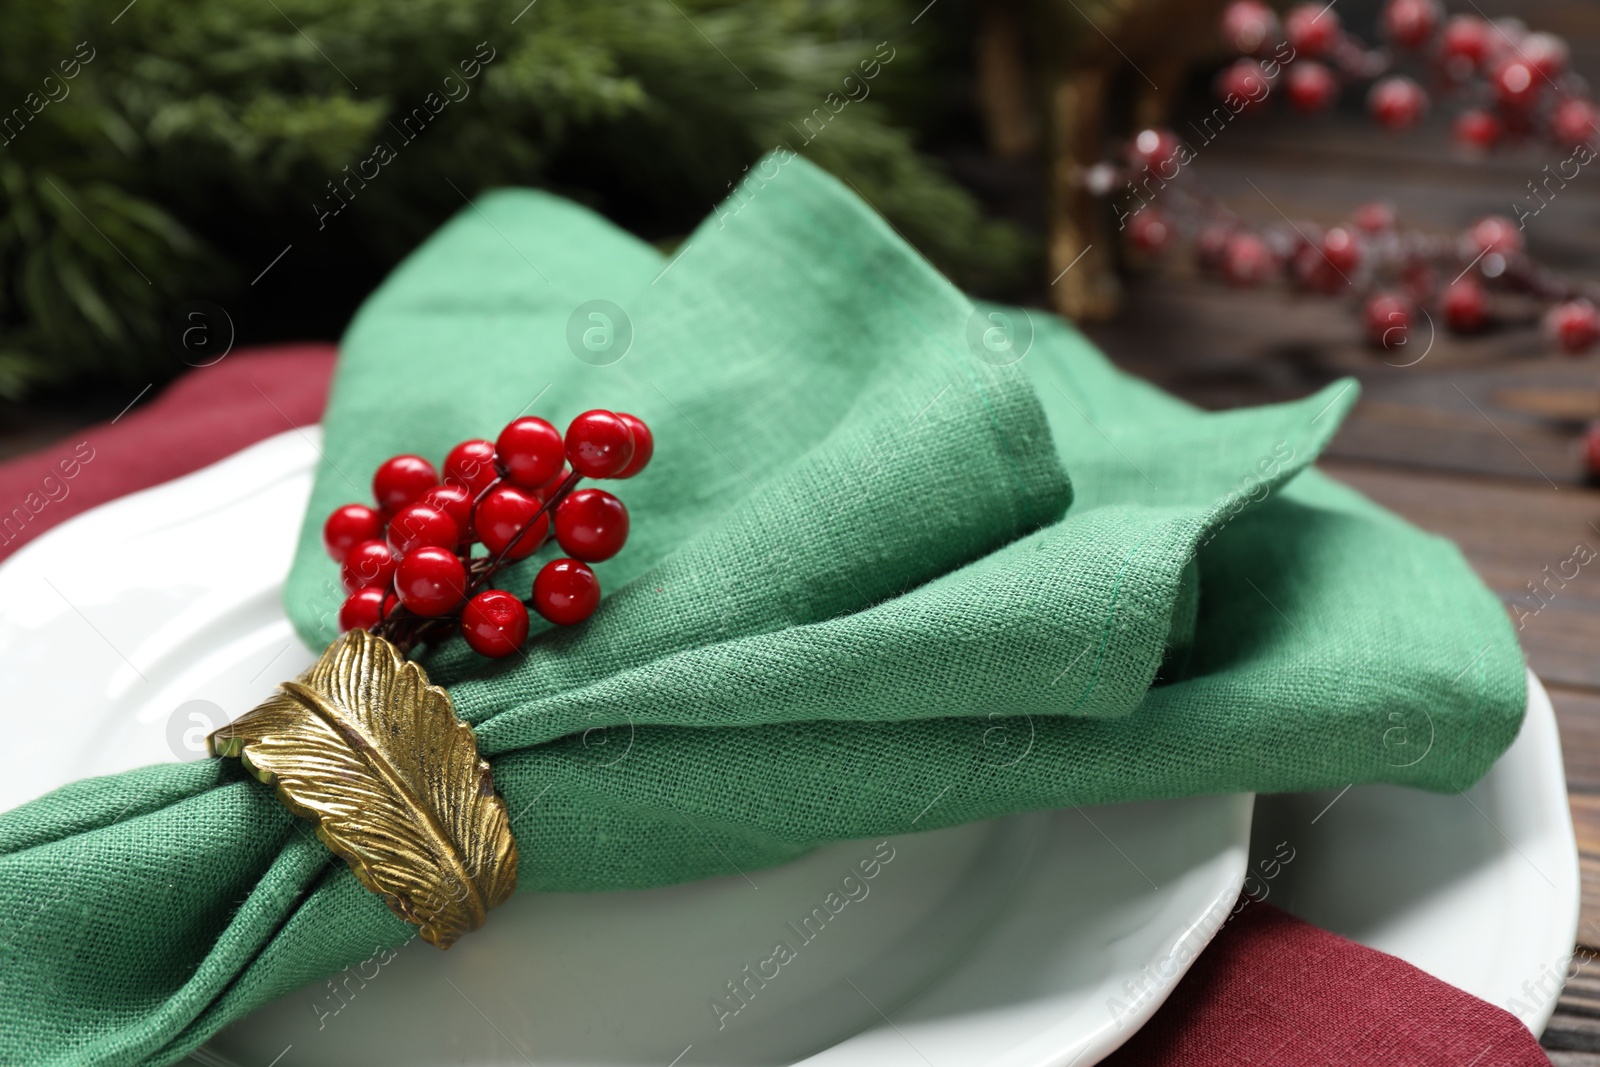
1211;0;1591;155
1095;3;1600;360
323;408;654;657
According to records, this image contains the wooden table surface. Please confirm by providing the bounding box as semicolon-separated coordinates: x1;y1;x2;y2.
1075;95;1600;1060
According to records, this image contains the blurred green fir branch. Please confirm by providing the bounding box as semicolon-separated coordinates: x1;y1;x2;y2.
0;0;1031;399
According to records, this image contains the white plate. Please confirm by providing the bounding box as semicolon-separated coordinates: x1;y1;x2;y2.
0;429;1251;1067
1251;670;1580;1036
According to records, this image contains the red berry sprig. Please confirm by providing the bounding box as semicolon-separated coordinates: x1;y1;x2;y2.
1118;183;1600;356
1093;3;1600;358
320;408;654;659
1213;0;1592;147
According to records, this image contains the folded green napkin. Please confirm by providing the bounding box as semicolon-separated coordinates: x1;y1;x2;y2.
0;156;1524;1067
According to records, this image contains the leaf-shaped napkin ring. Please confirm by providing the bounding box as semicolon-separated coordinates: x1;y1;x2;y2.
208;629;518;948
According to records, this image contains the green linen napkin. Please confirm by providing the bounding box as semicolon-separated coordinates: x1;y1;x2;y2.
0;156;1524;1067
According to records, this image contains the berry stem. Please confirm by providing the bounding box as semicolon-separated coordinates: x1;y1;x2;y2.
371;469;583;656
468;470;582;594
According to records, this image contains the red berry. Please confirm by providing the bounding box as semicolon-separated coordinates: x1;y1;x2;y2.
1381;0;1440;50
1222;233;1277;287
1369;76;1428;130
1547;300;1600;355
373;455;438;513
394;545;467;616
1491;58;1541;111
1292;245;1343;294
323;503;383;562
339;587;388;633
1364;293;1412;349
443;439;499;495
1220;0;1278;55
1287;62;1339;113
532;558;601;626
1467;215;1522;257
565;409;636;479
1439;15;1493;79
1442;277;1490;333
1352;202;1396;235
554;488;630;562
1127;208;1172;252
1285;3;1339;57
421;484;474;540
1552;98;1599;150
495;417;566;489
1520;32;1568;80
1196;224;1235;273
1401;260;1437;305
613;414;654;479
459;590;529;658
1128;128;1183;175
341;539;399;594
1584;420;1600;478
1320;227;1361;275
1216;59;1271;111
1453;109;1502;152
1292;228;1358;294
386;502;460;555
476;485;550;560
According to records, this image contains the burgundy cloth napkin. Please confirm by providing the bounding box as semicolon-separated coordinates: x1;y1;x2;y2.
0;346;1553;1066
0;343;334;560
1102;902;1551;1066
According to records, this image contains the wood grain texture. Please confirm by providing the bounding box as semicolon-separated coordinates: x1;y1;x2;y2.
1544;960;1600;1056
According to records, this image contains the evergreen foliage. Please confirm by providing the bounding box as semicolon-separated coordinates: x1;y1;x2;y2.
0;0;1029;397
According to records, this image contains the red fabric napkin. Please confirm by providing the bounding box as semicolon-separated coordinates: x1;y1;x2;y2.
0;344;333;560
0;345;1554;1066
1102;902;1551;1066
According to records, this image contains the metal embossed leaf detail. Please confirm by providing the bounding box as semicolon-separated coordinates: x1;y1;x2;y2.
208;629;517;948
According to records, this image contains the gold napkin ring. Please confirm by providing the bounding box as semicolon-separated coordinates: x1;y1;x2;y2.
209;629;518;948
